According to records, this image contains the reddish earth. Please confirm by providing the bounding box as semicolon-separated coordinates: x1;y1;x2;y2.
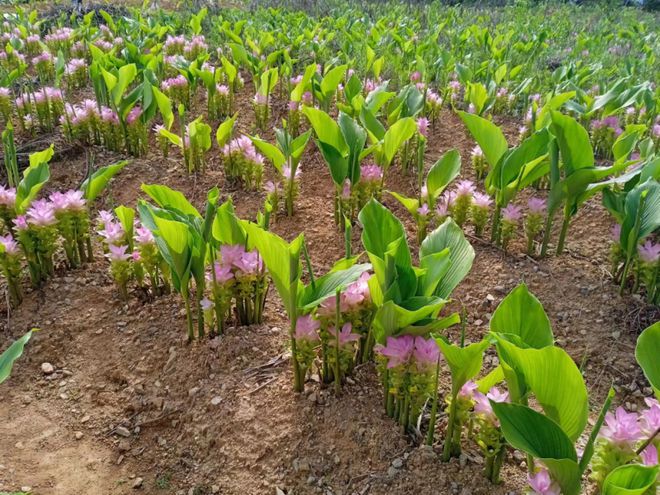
0;84;657;495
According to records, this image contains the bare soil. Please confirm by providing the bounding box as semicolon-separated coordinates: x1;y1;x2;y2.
0;84;657;495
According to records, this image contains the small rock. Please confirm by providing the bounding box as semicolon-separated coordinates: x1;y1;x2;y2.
211;486;220;494
81;415;90;423
41;362;55;375
391;458;404;469
21;487;32;493
132;477;143;489
188;387;200;397
307;392;318;403
115;426;131;438
210;396;222;406
459;453;467;468
118;439;131;452
75;431;84;440
387;466;399;477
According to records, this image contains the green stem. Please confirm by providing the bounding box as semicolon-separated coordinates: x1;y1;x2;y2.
426;357;441;446
290;312;303;393
184;293;194;342
442;391;459;461
334;288;342;396
540;208;555;258
556;207;571;255
490;204;501;244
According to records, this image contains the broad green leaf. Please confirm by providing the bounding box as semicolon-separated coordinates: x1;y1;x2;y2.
320;64;347;96
302;107;348;154
81;161;129;202
427;149;461;198
382;117;416;166
602;464;660;495
496;339;588;441
0;329;34;384
458;111;508;168
636;321;660;398
420;218;474;299
250;136;286;172
216;114;237;148
299;263;371;310
15;162;50;213
550;111;594;173
212;199;246;246
28;145;54;168
244;223;303;318
490;283;553;348
141;184;201;218
436;338;490;395
492;402;581;495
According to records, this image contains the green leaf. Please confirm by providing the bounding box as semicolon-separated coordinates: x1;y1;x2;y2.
152;86;174;129
216;114;237;148
382;117;417;166
15;161;50;213
490;283;553;348
250;136;286;172
302;107;348;154
492;402;582;495
436;338;490;395
243;223;303;319
299;263;371;310
28;145;54;168
550;111;594;173
636;321;660;398
320;64;347;97
0;329;34;384
420;218;475;299
141;184;201;218
496;340;588;441
80;161;129;202
458;111;508;168
602;464;660;495
212;199;246;246
427;149;461;199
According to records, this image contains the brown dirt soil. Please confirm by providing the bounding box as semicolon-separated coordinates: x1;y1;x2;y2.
0;83;658;495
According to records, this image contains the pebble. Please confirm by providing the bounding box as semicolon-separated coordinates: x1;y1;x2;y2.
188;387;200;397
387;466;399;477
41;362;55;375
132;477;143;489
75;431;84;440
21;487;32;493
118;439;131;452
391;458;403;469
81;415;90;423
115;426;131;438
211;486;220;494
210;396;222;406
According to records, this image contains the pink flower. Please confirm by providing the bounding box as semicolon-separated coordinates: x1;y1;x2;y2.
454;180;475;199
97;210;114;226
288;100;299;112
473;386;509;419
234;250;262;274
502;204;522;223
638;240;660;264
132;250;141;261
600;407;643;445
282;165;301;181
410;71;421;82
98;221;124;244
26;199;56;226
264;181;279;194
360;164;383;182
0;185;16;207
106;244;131;262
341;272;371;309
200;297;214;311
0;234;20;255
374;335;415;368
641;444;658;466
417;203;430;216
13;215;28;231
220;244;246;267
63;190;85;211
134;227;154;245
640;398;660;435
294;315;320;342
211;262;234;284
527;197;546;215
253;93;268;105
126;106;142;125
328;322;360;346
417;117;429;137
459;380;478;399
472;192;492;209
413;336;439;371
471;145;483;158
528;468;561;495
